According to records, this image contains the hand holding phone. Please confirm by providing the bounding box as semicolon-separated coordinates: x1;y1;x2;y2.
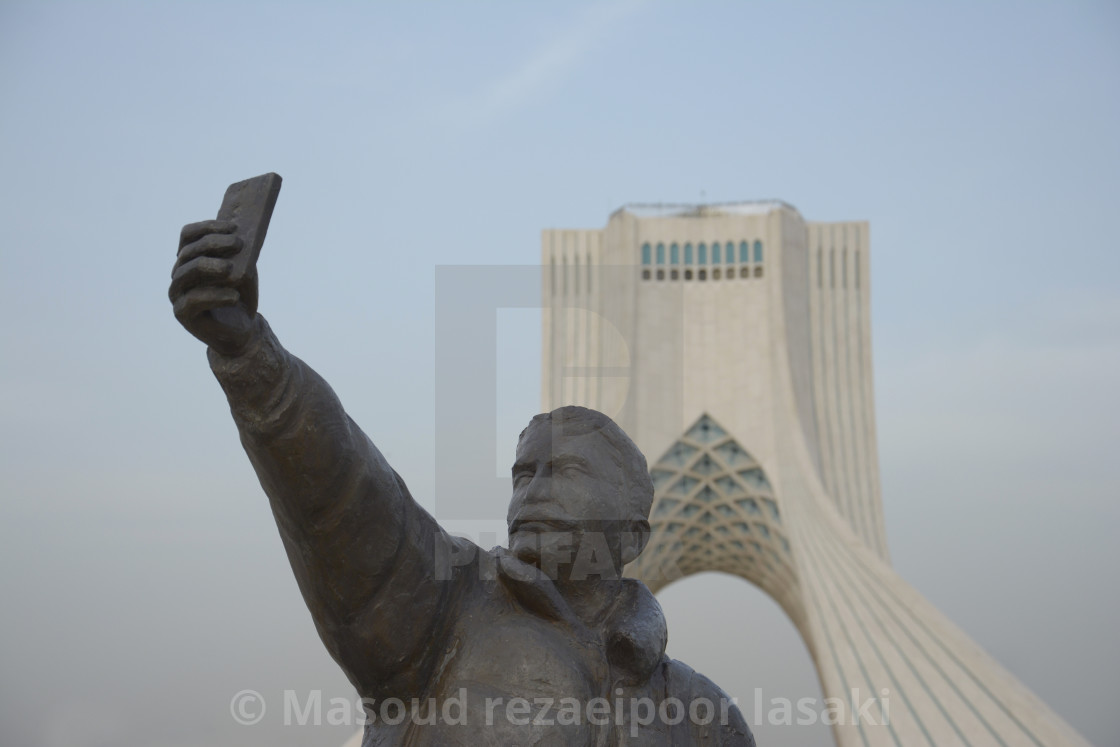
170;173;283;356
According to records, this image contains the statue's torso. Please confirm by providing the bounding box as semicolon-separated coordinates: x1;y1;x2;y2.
362;571;611;746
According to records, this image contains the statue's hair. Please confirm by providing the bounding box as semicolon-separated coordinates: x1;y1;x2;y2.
519;405;654;525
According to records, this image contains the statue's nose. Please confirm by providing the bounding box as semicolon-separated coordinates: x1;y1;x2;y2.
530;472;553;497
523;472;552;502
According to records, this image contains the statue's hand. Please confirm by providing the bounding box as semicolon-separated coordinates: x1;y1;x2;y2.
170;219;258;357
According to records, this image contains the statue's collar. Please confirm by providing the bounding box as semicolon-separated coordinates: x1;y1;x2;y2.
603;576;668;686
494;550;667;685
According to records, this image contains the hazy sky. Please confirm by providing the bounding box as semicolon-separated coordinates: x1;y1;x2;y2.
1;2;1117;746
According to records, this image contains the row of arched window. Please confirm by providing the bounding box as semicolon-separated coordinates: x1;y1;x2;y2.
641;240;763;267
642;266;762;281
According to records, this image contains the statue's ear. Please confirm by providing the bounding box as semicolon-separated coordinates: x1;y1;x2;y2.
620;519;651;566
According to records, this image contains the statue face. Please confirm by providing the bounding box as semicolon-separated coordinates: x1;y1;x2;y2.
507;421;629;580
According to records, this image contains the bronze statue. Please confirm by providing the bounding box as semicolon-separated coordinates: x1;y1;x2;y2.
170;174;755;745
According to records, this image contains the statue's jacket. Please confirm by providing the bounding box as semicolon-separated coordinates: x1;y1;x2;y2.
210;317;755;746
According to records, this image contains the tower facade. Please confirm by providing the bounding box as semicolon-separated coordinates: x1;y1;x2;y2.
540;203;1088;746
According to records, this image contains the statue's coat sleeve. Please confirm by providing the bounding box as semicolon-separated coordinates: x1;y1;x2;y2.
208;316;463;701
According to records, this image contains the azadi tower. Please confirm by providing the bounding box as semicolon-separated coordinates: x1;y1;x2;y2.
540;202;1089;747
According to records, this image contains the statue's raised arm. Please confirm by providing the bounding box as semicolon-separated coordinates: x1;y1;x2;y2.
169;175;461;702
171;175;755;745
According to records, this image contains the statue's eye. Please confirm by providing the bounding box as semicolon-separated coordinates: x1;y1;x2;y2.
513;471;533;487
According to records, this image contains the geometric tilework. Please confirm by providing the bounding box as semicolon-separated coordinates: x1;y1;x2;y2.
627;414;802;620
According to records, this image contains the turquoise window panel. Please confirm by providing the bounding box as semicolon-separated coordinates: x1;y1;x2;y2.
669;475;699;497
650;469;675;489
692;454;719;476
685;415;726;443
659;442;698;468
736;498;761;515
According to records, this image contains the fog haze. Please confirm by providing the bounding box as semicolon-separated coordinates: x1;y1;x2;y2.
1;2;1117;745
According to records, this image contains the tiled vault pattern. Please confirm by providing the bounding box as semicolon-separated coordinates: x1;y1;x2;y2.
627;413;803;620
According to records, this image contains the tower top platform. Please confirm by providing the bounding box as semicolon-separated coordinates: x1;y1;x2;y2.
611;200;800;220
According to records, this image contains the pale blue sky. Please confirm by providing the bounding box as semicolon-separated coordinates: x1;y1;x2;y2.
1;2;1118;745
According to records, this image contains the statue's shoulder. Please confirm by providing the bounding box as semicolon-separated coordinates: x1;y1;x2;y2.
660;657;756;746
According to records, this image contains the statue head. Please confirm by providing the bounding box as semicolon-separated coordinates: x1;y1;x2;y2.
507;406;653;581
